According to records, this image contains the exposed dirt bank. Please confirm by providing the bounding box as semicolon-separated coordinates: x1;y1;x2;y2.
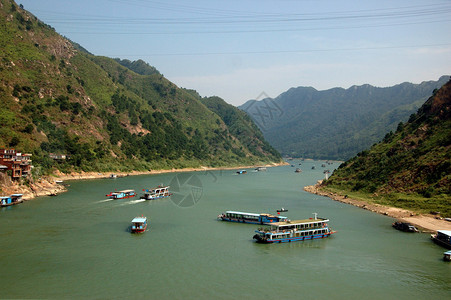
304;181;451;233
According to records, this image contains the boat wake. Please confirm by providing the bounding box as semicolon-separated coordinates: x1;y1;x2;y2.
116;199;146;206
95;198;117;203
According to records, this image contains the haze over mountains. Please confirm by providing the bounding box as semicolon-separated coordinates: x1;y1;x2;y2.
240;76;449;160
0;0;281;174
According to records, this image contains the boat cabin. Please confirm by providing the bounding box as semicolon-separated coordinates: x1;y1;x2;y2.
131;217;148;233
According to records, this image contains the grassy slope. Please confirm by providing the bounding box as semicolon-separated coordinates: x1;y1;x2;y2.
0;0;282;176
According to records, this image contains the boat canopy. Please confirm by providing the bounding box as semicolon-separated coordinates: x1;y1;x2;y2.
120;190;135;193
437;230;451;237
131;217;147;223
225;211;260;217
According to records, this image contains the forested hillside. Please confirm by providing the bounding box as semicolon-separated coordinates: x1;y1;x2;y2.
322;78;451;217
240;76;449;160
0;0;282;177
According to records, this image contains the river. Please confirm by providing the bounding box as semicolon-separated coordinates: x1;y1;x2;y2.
0;160;450;299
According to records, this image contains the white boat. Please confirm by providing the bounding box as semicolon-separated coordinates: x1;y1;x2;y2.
141;186;171;200
253;213;336;243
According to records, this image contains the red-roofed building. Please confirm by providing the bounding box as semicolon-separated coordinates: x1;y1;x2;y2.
0;149;32;179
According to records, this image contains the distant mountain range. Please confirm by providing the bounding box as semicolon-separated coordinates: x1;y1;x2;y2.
322;77;451;217
240;76;449;160
0;0;281;175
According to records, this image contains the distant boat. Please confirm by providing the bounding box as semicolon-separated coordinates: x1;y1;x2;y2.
141;186;172;200
110;174;117;179
295;168;302;173
444;250;451;261
277;208;288;212
431;230;451;249
392;222;418;232
236;170;247;174
106;189;136;199
255;167;266;171
131;216;148;233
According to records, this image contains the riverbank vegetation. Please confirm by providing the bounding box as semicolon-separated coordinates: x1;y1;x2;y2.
321;79;451;217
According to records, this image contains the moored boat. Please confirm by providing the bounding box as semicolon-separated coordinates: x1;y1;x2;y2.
392;221;418;232
131;216;148;233
140;186;171;200
0;194;23;207
218;211;287;224
277;208;288;212
253;213;336;243
106;189;136;199
236;170;247;174
431;230;451;249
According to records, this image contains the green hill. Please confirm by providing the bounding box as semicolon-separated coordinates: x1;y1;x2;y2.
322;78;451;217
0;0;282;177
240;76;449;160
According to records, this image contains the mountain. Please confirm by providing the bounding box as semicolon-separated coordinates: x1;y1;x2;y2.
322;78;451;217
0;0;282;176
240;76;449;160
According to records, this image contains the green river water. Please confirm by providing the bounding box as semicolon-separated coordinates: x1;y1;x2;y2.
0;160;450;299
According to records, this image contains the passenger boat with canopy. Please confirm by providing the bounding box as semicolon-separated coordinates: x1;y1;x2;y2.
105;189;136;199
218;211;287;224
253;213;336;243
140;186;172;200
131;216;148;233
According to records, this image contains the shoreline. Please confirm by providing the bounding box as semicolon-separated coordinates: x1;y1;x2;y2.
8;162;287;200
304;181;451;233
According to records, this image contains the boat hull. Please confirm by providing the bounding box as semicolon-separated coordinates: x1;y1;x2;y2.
253;232;335;243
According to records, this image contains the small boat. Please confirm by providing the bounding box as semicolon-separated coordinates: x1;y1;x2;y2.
444;250;451;261
277;208;288;212
295;168;302;173
236;170;247;174
110;174;117;179
431;230;451;249
141;186;172;200
0;194;23;207
131;216;148;233
392;221;418;232
106;189;136;199
253;213;336;243
255;167;266;171
218;211;288;224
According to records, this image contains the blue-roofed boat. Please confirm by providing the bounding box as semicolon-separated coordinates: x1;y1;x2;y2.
0;194;23;207
431;230;451;249
253;213;336;243
140;186;172;200
218;211;287;225
131;216;148;233
106;189;135;199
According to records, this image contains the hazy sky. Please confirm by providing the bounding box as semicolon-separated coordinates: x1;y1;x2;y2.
18;0;451;106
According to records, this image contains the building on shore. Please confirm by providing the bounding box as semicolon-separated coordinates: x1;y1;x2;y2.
0;149;32;179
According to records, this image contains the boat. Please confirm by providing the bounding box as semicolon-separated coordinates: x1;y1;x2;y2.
218;211;288;224
431;230;451;249
131;216;148;233
106;189;136;199
295;168;302;173
255;167;266;171
277;208;288;212
253;213;336;243
443;250;451;261
0;194;23;207
141;186;172;200
392;221;418;232
236;170;247;174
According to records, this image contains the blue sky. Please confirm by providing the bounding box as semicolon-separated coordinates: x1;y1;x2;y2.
18;0;451;106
